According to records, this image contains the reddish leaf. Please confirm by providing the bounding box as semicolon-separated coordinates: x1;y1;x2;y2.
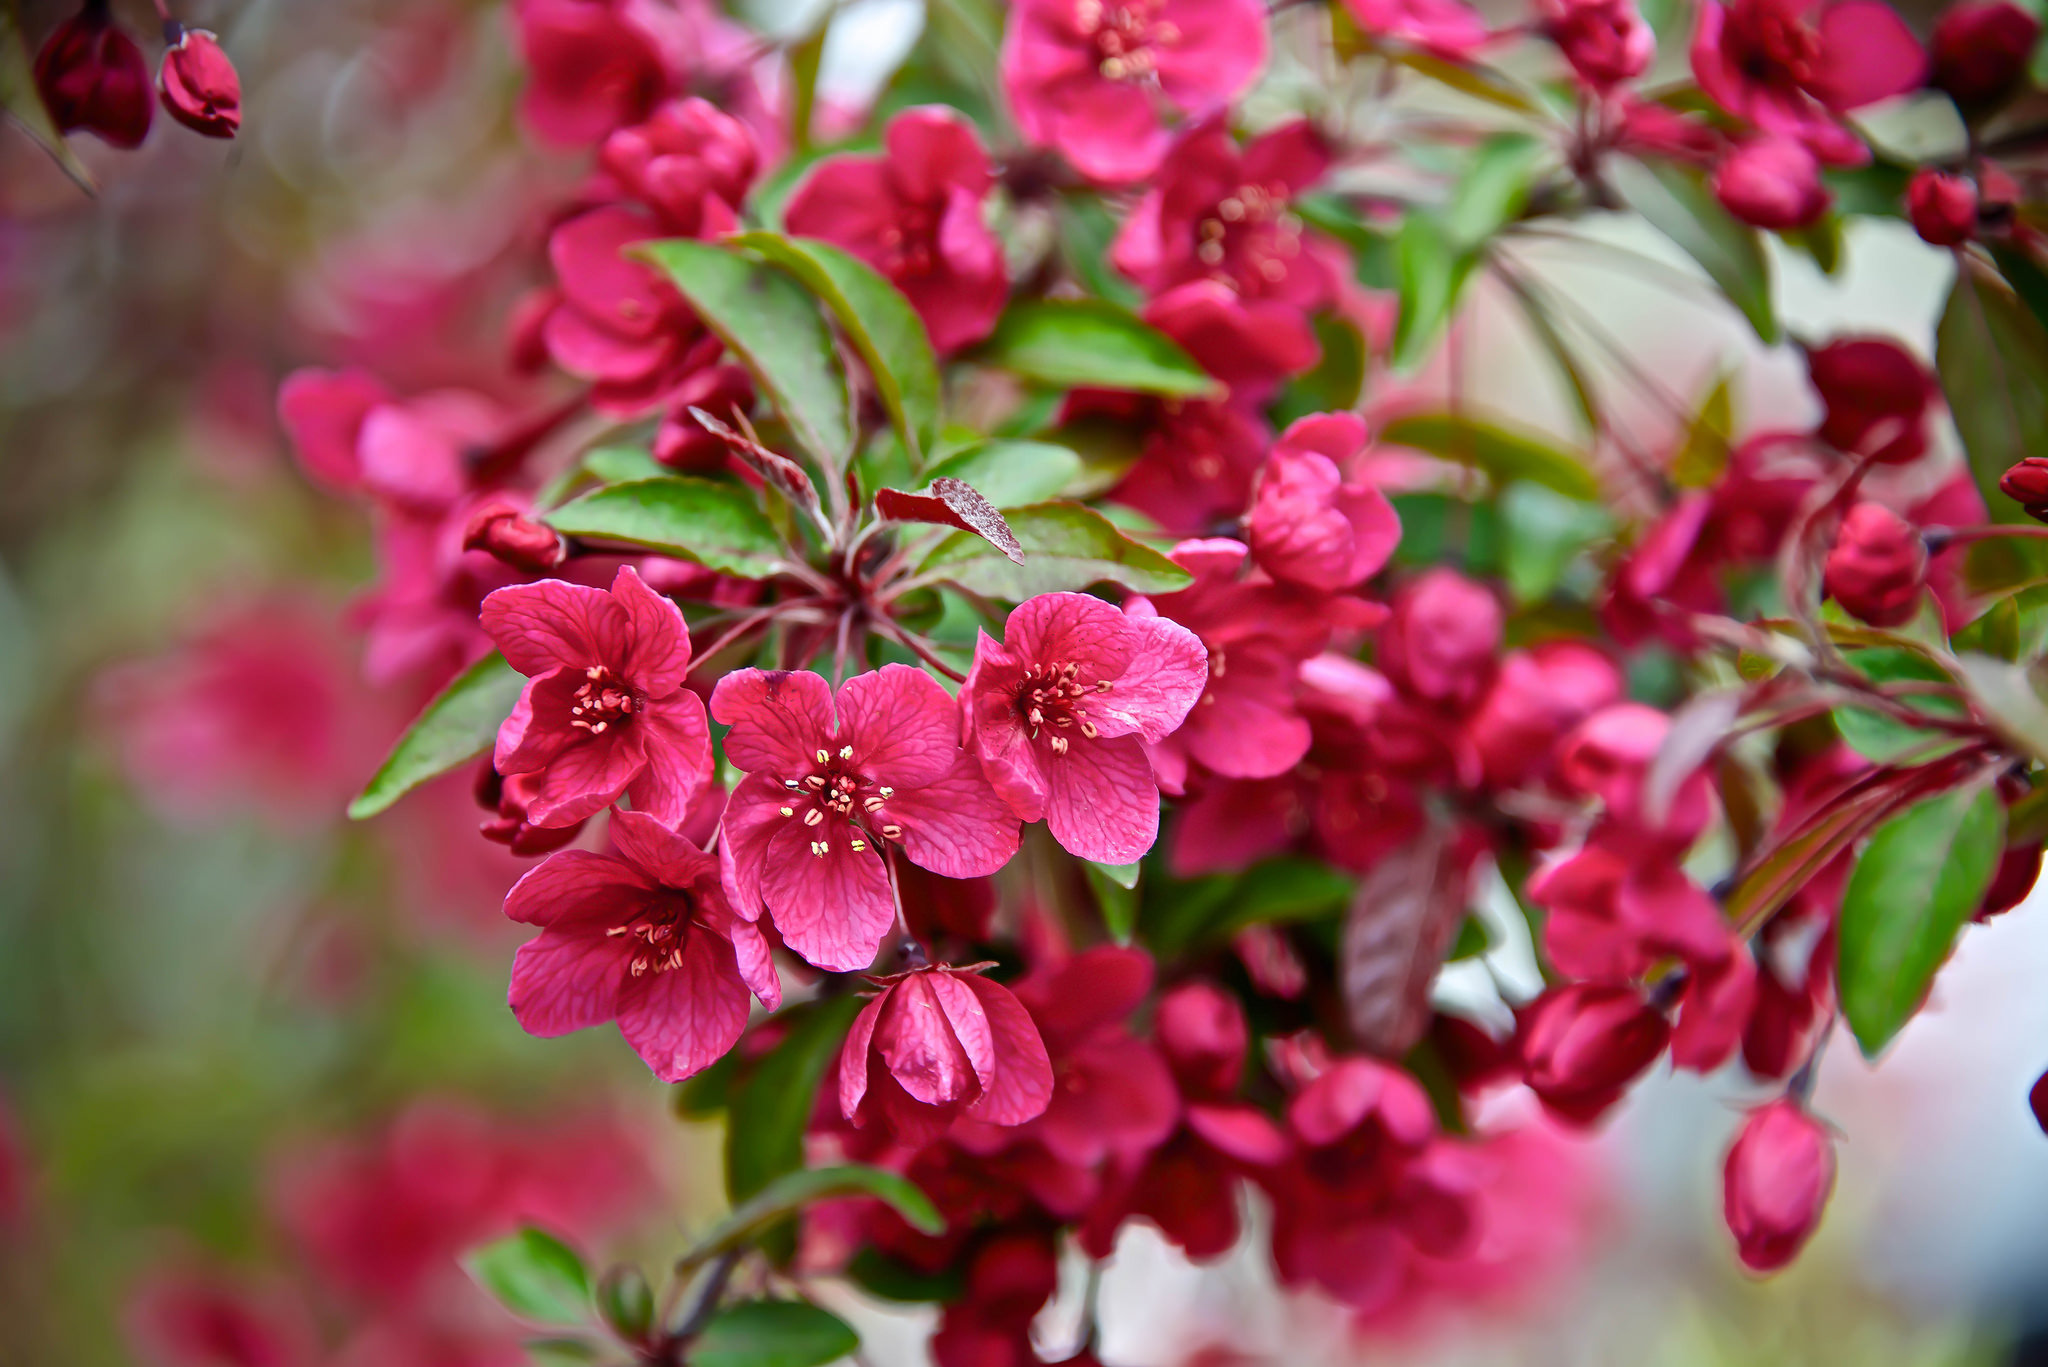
1339;822;1471;1057
876;478;1024;564
686;406;821;514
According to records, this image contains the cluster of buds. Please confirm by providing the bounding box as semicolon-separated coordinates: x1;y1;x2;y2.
31;0;240;150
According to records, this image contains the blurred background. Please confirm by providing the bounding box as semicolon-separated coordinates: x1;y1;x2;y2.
5;0;2048;1364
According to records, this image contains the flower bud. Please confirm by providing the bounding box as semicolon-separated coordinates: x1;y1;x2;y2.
1713;139;1829;231
157;24;240;139
1807;336;1938;464
597;1265;654;1342
33;3;153;148
1518;983;1671;1125
1907;169;1978;247
600;97;757;234
1822;502;1927;627
1722;1098;1835;1272
2030;1068;2048;1136
462;500;567;573
1378;568;1503;710
1541;0;1655;89
1930;1;2040;111
653;365;756;470
1999;456;2048;521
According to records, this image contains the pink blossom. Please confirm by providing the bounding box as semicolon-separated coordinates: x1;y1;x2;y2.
1540;0;1655;88
504;810;778;1081
1713;137;1830;229
543;206;718;416
276;373;495;515
839;966;1054;1145
1464;642;1622;791
1000;0;1269;184
598;96;756;235
1692;0;1924;163
1723;1097;1835;1271
480;565;712;829
963;592;1208;864
1248;412;1401;592
712;665;1020;972
158;26;241;139
1519;982;1670;1124
1088;389;1272;536
1377;568;1502;712
125;1266;313;1367
1112;119;1336;311
1907;168;1979;246
785;107;1008;353
1341;0;1491;58
513;0;677;145
1142;280;1321;399
1806;334;1939;465
1823;501;1927;627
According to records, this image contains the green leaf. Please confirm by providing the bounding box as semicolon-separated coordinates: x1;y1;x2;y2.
1937;257;2048;524
546;478;785;577
922;440;1082;506
691;1300;860;1367
1990;243;2048;339
918;501;1193;597
730;232;942;466
1837;782;2004;1057
977;299;1220;398
1386;48;1547;116
1669;370;1734;489
0;0;92;190
348;652;523;819
1831;649;1969;763
583;444;669;485
1085;860;1140;945
1391;212;1473;371
845;1247;965;1303
1379;412;1598;499
1272;314;1370;427
1610;157;1777;343
464;1228;592;1327
1088;859;1141;889
678;1165;943;1276
1446;134;1547;252
1498;481;1614;604
1057;191;1146;308
725;997;863;1208
634;239;853;471
527;1338;602;1366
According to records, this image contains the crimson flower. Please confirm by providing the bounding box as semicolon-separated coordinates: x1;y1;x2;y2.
1000;0;1269;185
785;107;1007;353
1378;568;1502;712
1713;137;1829;229
1518;983;1670;1124
712;665;1020;973
1691;0;1923;163
1930;1;2040;111
158;25;240;138
544;206;717;416
1806;334;1939;465
1341;0;1490;58
513;0;675;145
480;565;713;829
1248;412;1401;592
598;96;757;234
1540;0;1655;89
33;2;153;148
503;810;777;1082
839;966;1054;1145
963;592;1208;864
1142;279;1320;400
1722;1097;1835;1271
1112;119;1337;312
1907;168;1978;247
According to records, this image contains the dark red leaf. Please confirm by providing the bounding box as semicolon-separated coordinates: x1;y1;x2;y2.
1339;821;1472;1057
876;478;1024;564
686;405;821;513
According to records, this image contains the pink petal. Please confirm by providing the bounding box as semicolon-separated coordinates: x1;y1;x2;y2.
1177;667;1312;778
609;565;692;695
1672;949;1757;1071
877;973;988;1107
509;926;631;1037
1156;0;1270;108
727;915;781;1010
1035;1033;1179;1166
1023;945;1155;1045
548;205;667;335
1240;118;1331;196
544;304;680;382
878;751;1021;879
883;105;992;202
962;632;1049;823
1045;78;1172;185
836;664;963;789
355;405;468;513
1003;592;1134;677
783;157;902;254
624;691;713;827
503;848;647;928
961;976;1054;1126
494;667;586;775
520;727;648;828
1812;0;1926;110
757;818;894;972
839;993;886;1120
1095;614;1208;742
615;930;751;1082
716;775;788;919
709;668;834;777
1043;733;1162;864
1186;1103;1290;1165
607;808;716;887
481;578;629;677
277;367;385;492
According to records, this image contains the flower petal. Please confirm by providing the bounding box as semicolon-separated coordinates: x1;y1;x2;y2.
758;817;894;972
1043;733;1162;864
880;973;990;1107
837;664;963;789
839;993;887;1120
610;565;692;695
882;751;1022;879
1095;614;1208;742
624;691;713;827
481;578;629;677
710;668;835;777
503;848;648;928
509;927;631;1038
961;975;1054;1126
615;930;751;1082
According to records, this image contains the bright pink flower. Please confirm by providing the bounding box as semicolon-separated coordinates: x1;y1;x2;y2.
785;107;1007;353
1519;983;1668;1123
125;1266;313;1367
1090;389;1271;536
1823;501;1927;626
276;368;391;495
1341;0;1490;57
1907;168;1978;246
480;564;712;829
504;810;777;1081
963;592;1208;864
839;966;1053;1145
598;96;756;234
712;665;1020;972
1112;119;1336;311
1530;834;1732;979
1806;334;1939;464
1129;539;1332;788
544;205;717;416
34;3;153;148
1540;0;1655;88
1692;0;1923;162
513;0;676;145
1555;702;1713;840
1377;568;1502;712
1464;642;1622;791
1000;0;1269;184
157;26;240;139
1713;137;1829;229
1723;1097;1835;1271
276;375;498;516
1248;412;1401;592
1930;1;2040;109
1142;280;1321;399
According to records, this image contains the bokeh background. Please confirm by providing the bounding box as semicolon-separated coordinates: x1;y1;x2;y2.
5;0;2048;1364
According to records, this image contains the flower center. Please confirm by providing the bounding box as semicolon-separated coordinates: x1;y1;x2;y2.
878;201;940;278
1196;183;1306;288
1077;0;1179;82
606;895;698;977
1730;0;1819;87
569;664;639;735
1015;659;1111;755
776;746;901;856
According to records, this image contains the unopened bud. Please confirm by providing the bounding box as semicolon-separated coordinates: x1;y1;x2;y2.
1906;168;1978;247
1722;1097;1835;1272
1930;1;2040;111
1713;138;1828;231
33;3;153;148
157;24;240;139
463;500;566;573
1518;983;1671;1125
1822;502;1927;627
2000;456;2048;521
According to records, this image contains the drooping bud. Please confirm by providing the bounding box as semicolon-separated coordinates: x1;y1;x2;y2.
1929;1;2040;112
1722;1098;1835;1272
1807;336;1939;465
1518;983;1671;1125
1822;502;1927;627
1999;456;2048;521
157;24;240;139
2030;1068;2048;1136
1540;0;1655;89
1713;138;1828;231
33;2;153;148
1906;168;1978;247
462;499;567;573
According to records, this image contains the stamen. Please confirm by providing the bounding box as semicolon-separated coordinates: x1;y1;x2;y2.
803;809;824;827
